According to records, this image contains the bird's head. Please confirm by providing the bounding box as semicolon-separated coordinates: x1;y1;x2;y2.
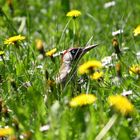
54;44;99;84
61;44;99;64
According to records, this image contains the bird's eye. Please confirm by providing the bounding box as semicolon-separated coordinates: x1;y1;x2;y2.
71;50;76;54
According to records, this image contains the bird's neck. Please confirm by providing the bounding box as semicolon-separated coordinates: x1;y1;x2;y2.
60;61;72;74
56;61;78;84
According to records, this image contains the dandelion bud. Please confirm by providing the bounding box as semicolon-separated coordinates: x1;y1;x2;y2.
7;0;12;5
7;0;14;15
47;79;55;87
115;62;122;78
112;38;121;55
0;98;2;112
35;39;45;55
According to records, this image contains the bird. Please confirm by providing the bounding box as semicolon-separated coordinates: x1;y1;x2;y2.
55;44;99;87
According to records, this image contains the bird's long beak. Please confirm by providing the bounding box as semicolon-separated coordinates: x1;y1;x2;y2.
82;44;99;54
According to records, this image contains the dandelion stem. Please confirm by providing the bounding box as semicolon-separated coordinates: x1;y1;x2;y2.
95;114;118;140
86;79;90;94
73;19;76;35
72;19;76;47
59;18;72;46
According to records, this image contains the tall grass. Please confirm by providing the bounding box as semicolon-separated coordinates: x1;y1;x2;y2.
0;0;140;139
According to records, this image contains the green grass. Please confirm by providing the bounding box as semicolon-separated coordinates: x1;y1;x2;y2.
0;0;140;139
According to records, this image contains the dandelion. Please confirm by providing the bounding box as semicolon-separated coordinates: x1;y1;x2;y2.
4;35;25;45
133;25;140;36
108;95;134;115
0;127;14;136
66;10;81;18
90;71;103;80
69;94;96;107
45;48;57;57
129;64;140;75
36;39;44;51
35;39;45;55
78;60;102;75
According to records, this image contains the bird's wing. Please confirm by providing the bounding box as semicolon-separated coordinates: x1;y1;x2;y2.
55;64;71;84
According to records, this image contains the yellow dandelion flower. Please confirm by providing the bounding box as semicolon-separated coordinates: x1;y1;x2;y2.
90;71;103;80
35;39;44;51
129;64;140;75
78;60;102;75
66;10;81;18
69;94;96;107
108;95;134;115
0;127;14;136
45;48;57;57
0;51;4;56
133;25;140;36
4;35;25;45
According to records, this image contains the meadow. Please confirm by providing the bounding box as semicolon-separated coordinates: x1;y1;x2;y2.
0;0;140;139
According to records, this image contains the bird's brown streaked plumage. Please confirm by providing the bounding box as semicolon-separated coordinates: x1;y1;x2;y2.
55;44;99;85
